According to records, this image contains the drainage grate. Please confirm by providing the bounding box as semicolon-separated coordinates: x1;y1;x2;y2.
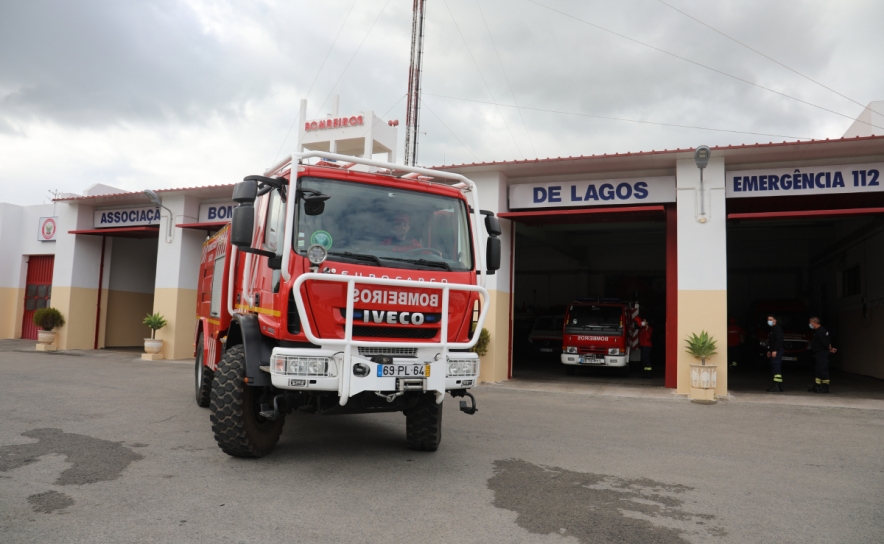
358;347;418;357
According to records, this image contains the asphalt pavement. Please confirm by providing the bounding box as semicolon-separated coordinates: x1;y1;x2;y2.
1;341;882;543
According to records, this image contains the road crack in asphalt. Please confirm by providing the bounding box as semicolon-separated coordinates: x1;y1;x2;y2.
488;459;726;543
0;428;145;514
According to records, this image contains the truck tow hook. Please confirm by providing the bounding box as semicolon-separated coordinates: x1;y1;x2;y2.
259;395;286;421
459;392;478;415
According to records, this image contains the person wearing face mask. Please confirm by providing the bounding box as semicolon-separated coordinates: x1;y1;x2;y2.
765;315;785;392
636;317;653;379
808;316;836;393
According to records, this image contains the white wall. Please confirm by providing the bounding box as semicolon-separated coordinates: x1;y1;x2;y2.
108;238;158;293
0;203;56;289
676;157;727;290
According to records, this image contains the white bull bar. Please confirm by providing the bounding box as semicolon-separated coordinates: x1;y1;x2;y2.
291;273;489;406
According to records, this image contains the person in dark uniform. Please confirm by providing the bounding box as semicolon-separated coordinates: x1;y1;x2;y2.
637;317;653;379
808;316;836;394
766;314;785;392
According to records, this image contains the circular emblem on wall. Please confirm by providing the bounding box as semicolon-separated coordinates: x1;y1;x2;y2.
310;230;333;249
40;218;57;240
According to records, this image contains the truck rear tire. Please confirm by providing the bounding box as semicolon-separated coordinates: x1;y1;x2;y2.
194;339;213;408
210;345;284;458
405;393;442;452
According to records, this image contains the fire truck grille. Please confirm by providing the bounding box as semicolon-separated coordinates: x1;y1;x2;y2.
352;326;438;339
578;347;604;355
287;290;301;335
358;347;419;357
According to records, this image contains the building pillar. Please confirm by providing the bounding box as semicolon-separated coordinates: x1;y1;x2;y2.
152;195;202;359
472;171;512;383
51;202;104;350
676;157;728;397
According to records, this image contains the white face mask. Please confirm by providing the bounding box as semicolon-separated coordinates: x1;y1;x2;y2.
641;321;647;327
767;320;773;327
809;323;815;329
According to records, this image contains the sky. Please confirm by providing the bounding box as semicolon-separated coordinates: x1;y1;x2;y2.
1;0;883;205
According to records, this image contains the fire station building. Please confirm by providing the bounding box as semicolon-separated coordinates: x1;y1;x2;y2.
1;101;883;398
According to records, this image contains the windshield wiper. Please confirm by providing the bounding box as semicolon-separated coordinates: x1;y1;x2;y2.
383;257;451;271
327;251;382;266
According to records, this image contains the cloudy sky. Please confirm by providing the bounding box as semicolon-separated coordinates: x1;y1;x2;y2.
1;0;883;205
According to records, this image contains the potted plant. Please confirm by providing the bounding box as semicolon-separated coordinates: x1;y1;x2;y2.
685;331;719;399
143;313;168;355
33;307;65;347
470;327;490;357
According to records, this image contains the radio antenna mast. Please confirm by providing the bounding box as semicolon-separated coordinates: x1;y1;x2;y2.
404;0;427;166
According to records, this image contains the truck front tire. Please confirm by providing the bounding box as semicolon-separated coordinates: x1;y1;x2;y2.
194;339;213;408
210;345;284;458
405;393;442;452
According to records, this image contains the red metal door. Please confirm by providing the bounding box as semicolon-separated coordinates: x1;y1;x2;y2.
22;256;55;340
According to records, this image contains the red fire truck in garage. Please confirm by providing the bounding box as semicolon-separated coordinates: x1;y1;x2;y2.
193;151;500;457
560;299;638;375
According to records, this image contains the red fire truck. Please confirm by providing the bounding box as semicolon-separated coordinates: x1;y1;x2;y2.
560;298;638;375
193;151;499;457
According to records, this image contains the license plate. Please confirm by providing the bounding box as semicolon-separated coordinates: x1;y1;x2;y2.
579;356;601;365
783;356;797;361
377;364;430;378
539;348;553;353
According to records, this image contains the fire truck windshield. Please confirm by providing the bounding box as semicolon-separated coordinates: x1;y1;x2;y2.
565;305;623;334
295;177;474;272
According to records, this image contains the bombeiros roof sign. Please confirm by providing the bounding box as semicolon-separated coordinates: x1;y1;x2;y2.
727;162;883;198
509;176;676;209
304;115;364;132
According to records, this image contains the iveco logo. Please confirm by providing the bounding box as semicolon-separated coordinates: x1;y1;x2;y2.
363;310;425;325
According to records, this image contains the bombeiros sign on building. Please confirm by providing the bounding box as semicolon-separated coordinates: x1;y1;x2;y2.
198;201;236;223
509;176;676;209
727;162;883;198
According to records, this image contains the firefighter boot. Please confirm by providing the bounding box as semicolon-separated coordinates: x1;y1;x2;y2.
819;381;830;394
643;367;652;379
766;376;784;392
808;379;821;393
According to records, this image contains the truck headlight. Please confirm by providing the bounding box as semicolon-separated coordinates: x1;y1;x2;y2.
608;348;620;355
271;355;338;377
565;346;577;354
447;359;479;377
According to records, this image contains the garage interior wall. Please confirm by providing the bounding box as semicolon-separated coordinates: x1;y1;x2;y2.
104;237;158;347
810;217;884;379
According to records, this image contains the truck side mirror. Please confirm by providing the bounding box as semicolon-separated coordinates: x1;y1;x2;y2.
484;215;501;237
230;204;255;247
233;179;258;204
486;237;500;274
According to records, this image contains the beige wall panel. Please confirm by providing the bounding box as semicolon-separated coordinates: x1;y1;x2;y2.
153;288;198;360
52;286;99;350
0;287;23;339
97;288;108;349
677;290;728;396
835;308;884;379
478;289;512;384
105;290;154;347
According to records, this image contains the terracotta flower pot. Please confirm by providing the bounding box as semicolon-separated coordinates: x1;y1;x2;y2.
144;338;163;354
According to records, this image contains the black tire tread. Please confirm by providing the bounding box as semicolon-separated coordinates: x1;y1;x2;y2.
209;345;283;458
195;340;213;408
405;393;442;452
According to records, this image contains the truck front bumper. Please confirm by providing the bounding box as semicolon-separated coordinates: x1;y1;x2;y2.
561;353;629;367
268;348;479;403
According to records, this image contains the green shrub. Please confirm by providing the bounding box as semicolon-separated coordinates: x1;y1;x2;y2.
685;331;718;362
143;313;168;339
33;307;65;331
471;327;491;357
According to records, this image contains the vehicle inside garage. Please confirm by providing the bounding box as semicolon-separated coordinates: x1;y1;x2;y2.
726;194;884;394
507;209;671;385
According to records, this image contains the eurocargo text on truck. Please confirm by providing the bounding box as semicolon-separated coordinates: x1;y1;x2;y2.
193;151;502;457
